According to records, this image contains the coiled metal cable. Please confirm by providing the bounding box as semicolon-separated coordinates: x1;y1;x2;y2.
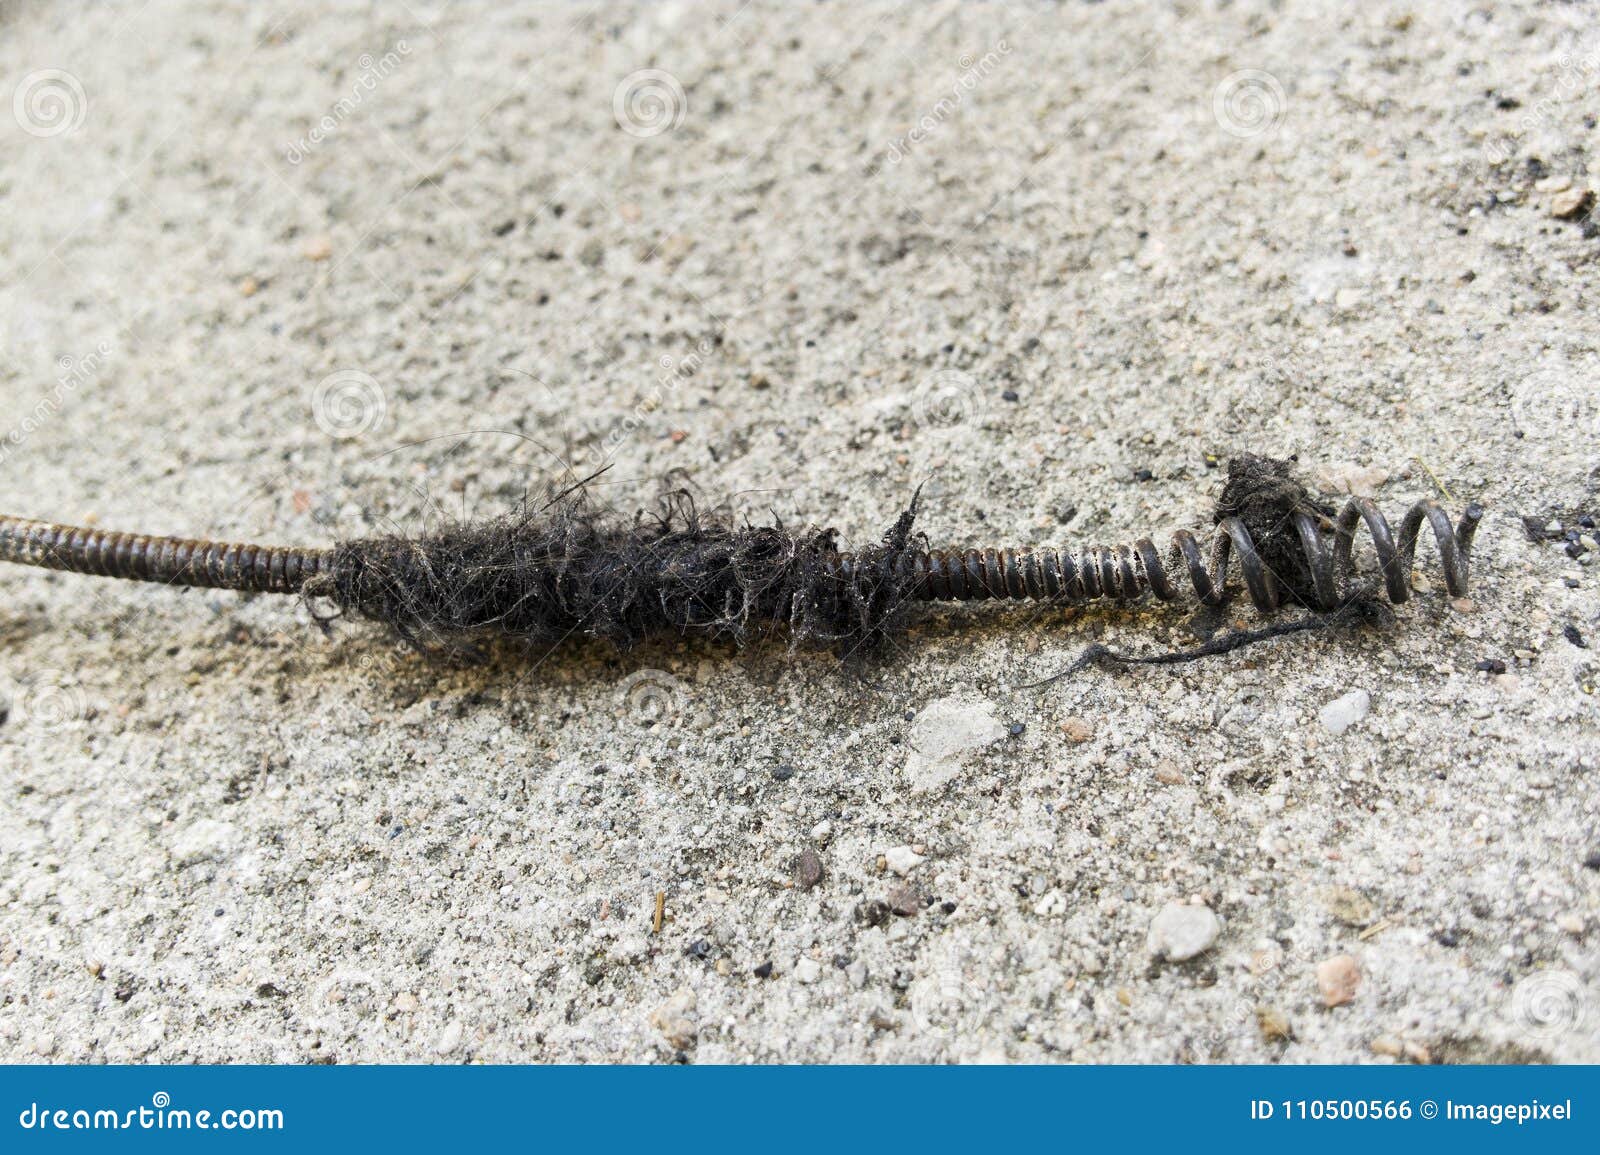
861;497;1484;612
1;496;1480;612
0;514;328;594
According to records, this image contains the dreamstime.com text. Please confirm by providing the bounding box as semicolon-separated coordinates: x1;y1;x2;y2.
18;1092;284;1133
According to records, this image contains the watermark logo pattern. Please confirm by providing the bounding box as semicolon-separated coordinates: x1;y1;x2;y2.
13;69;87;138
909;369;984;430
312;370;388;440
1212;70;1286;139
613;70;687;138
5;669;89;735
1510;970;1586;1044
1510;362;1599;446
616;668;686;732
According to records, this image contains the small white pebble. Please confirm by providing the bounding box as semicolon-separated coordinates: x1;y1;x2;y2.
1319;690;1371;735
1147;902;1221;961
435;1020;464;1055
885;845;926;876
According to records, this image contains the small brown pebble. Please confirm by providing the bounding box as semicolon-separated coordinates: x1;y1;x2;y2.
1316;953;1361;1007
1154;760;1187;785
887;882;924;917
303;235;333;261
1550;188;1594;220
794;849;824;890
1370;1034;1403;1057
238;276;259;297
648;989;698;1050
1060;717;1093;743
1256;1006;1293;1043
1403;1040;1432;1064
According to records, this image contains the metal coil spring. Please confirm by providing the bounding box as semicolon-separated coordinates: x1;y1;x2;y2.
0;514;329;594
845;497;1483;612
1;497;1481;613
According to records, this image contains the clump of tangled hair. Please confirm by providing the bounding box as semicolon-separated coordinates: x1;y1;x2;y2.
305;485;925;657
1211;453;1337;607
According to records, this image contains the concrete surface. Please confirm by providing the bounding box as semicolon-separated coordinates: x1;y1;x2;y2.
1;0;1597;1063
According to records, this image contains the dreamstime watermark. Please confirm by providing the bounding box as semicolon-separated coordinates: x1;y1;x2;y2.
615;668;687;734
613;69;687;138
1259;340;1314;387
2;669;89;736
1212;69;1286;139
17;1092;283;1132
0;341;113;469
882;41;1011;165
1509;360;1600;447
12;68;87;138
588;339;714;465
908;368;984;430
908;950;985;1032
493;365;618;470
1509;970;1587;1044
347;638;418;683
306;967;384;1037
285;41;411;165
312;369;388;440
1486;47;1600;165
1192;937;1324;1051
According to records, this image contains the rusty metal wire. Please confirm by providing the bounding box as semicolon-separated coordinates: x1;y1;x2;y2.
1;496;1481;614
0;514;328;594
863;497;1484;613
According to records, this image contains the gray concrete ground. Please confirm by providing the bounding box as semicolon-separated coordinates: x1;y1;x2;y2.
1;0;1597;1063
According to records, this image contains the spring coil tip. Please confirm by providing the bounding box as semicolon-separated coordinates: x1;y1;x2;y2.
898;495;1481;614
